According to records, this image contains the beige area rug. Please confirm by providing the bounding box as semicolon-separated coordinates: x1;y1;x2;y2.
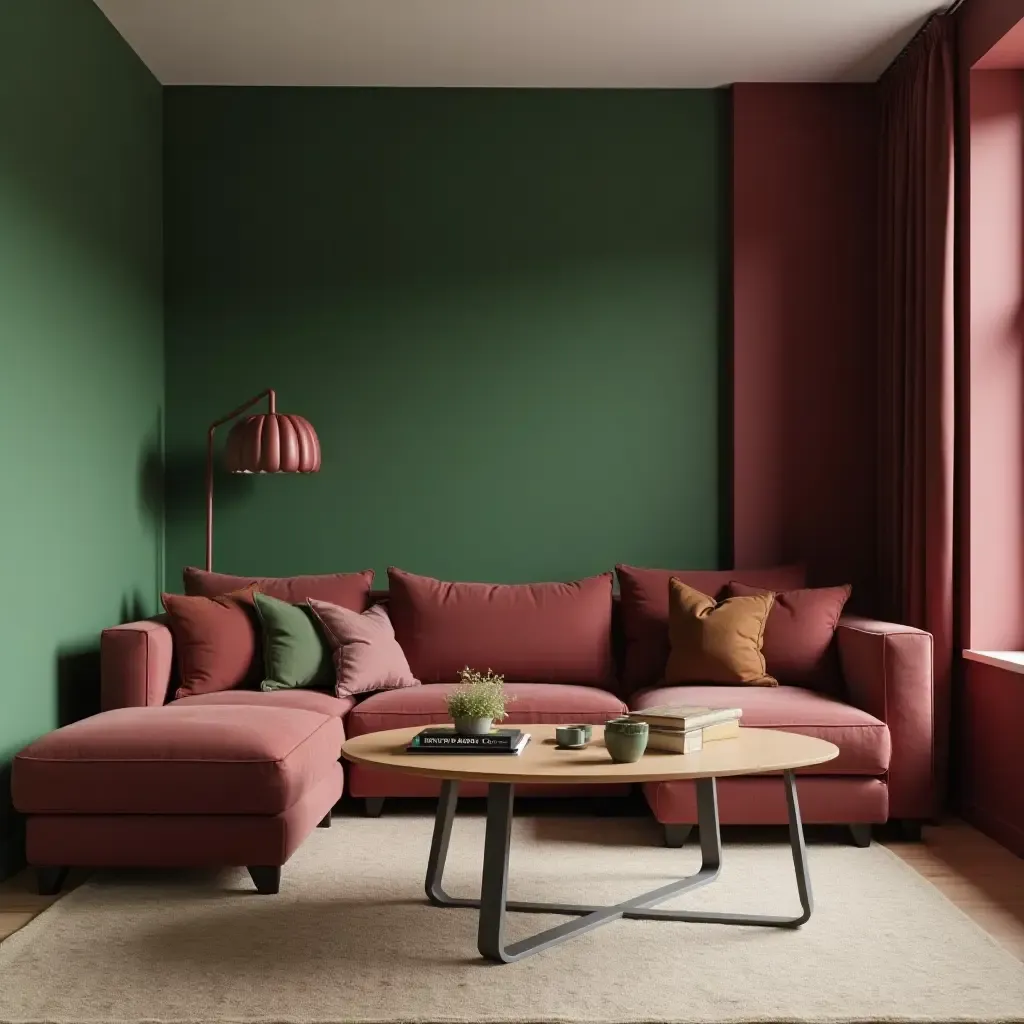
0;815;1022;1024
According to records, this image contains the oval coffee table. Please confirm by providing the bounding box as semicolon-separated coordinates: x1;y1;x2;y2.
341;724;838;963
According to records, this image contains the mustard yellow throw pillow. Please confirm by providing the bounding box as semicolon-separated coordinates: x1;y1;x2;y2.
665;578;777;686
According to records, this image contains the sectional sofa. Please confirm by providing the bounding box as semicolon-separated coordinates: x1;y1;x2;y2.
94;564;935;848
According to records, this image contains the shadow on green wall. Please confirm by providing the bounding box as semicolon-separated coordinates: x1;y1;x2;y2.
0;642;105;882
0;588;160;880
56;589;152;731
155;448;256;569
56;644;101;730
0;764;21;880
137;411;258;589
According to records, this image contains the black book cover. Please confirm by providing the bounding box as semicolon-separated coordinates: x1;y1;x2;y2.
410;728;522;749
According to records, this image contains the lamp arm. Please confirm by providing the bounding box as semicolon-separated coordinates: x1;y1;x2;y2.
205;388;276;572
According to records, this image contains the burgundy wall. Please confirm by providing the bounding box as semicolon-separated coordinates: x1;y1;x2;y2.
730;84;878;605
961;660;1024;856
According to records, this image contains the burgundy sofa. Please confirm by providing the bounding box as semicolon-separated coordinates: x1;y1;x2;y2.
92;564;935;848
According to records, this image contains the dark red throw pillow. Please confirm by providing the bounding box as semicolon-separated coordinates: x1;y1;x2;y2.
183;566;374;609
726;581;852;688
614;564;807;691
387;568;614;685
162;585;262;700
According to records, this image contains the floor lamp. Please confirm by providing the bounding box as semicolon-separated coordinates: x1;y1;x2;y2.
206;388;321;571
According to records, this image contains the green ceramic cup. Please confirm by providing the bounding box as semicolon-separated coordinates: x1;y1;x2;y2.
603;718;649;763
555;725;588;749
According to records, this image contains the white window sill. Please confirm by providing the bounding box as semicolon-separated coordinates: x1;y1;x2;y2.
962;650;1024;675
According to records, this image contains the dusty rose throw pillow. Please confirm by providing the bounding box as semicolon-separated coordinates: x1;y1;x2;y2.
307;598;419;698
726;581;852;688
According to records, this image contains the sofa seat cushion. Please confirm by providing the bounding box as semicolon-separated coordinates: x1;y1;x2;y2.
12;706;344;816
631;685;890;775
347;683;628;737
173;689;355;719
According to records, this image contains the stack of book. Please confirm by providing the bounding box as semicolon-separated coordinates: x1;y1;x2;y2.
626;705;742;754
406;728;531;755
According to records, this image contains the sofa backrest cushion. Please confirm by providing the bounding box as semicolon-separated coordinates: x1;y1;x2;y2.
615;564;807;691
387;567;615;686
183;566;374;609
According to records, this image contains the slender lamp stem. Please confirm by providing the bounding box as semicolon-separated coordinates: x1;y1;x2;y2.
205;388;276;571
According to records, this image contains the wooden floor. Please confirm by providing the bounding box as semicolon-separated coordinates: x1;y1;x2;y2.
886;819;1024;961
0;819;1021;959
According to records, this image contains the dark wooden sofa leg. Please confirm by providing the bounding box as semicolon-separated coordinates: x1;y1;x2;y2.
899;819;924;841
37;866;69;896
247;866;282;895
848;824;872;848
317;811;332;828
364;797;385;818
664;824;693;848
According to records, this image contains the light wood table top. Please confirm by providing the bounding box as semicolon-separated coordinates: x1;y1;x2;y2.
341;725;838;785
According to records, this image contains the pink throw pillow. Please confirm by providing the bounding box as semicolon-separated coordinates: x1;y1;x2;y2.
726;581;852;688
307;598;419;698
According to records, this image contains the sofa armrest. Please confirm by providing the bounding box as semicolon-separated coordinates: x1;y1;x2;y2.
100;619;175;710
836;616;935;820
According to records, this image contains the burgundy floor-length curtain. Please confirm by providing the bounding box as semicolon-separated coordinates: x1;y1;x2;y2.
877;14;955;812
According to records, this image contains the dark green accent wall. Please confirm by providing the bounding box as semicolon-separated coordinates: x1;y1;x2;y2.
164;88;721;585
0;2;164;875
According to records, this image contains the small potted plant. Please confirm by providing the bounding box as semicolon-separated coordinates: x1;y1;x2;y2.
446;668;514;736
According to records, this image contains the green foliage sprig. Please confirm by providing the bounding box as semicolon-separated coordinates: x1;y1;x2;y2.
446;668;514;721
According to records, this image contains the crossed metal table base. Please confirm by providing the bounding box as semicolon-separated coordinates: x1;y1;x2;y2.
424;772;813;963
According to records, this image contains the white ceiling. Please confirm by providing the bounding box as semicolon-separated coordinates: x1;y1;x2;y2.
93;0;951;88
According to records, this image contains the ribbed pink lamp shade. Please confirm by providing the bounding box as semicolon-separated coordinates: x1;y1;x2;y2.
224;413;321;474
205;389;321;570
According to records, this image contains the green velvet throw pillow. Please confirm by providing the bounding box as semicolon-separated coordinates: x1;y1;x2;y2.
253;591;332;691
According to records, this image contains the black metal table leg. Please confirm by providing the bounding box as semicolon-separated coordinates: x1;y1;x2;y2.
624;771;812;927
425;779;461;905
424;770;815;963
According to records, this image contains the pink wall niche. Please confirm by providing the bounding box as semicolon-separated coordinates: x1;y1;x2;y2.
966;70;1024;651
730;84;878;604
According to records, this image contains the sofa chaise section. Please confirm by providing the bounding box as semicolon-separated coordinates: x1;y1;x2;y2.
12;705;344;894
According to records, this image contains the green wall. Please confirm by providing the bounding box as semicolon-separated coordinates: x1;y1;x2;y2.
164;88;721;585
0;2;164;874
